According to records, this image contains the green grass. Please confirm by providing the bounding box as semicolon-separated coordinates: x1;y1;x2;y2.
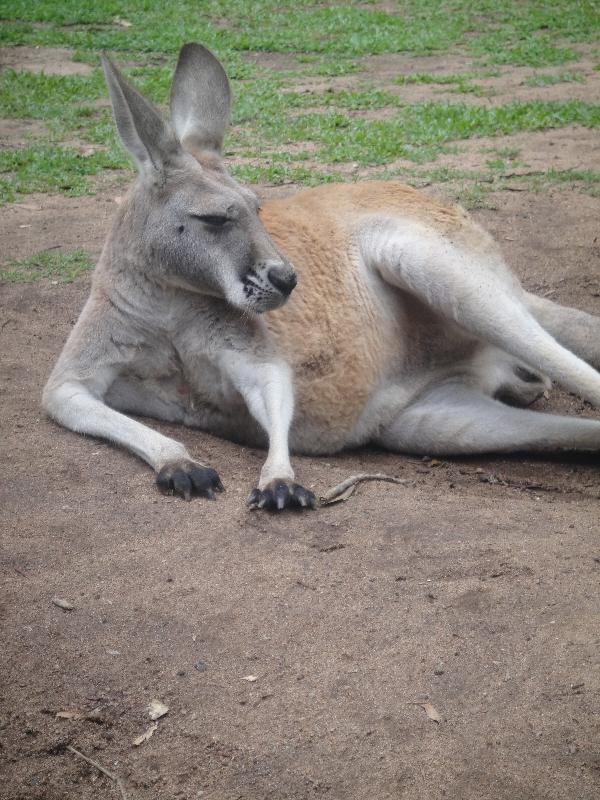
277;100;600;165
0;249;94;283
0;69;105;119
470;34;578;67
480;145;521;158
449;80;496;98
2;0;598;63
524;71;586;87
520;167;600;196
230;163;342;186
0;144;126;203
296;57;360;77
395;71;500;86
0;0;599;199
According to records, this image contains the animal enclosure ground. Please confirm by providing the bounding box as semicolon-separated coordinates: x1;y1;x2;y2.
1;2;600;798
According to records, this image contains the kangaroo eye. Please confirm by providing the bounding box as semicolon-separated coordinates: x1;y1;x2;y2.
191;214;229;228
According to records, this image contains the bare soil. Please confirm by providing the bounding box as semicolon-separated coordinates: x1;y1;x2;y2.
1;48;600;800
0;47;93;77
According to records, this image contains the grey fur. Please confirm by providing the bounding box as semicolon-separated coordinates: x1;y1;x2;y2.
170;42;232;156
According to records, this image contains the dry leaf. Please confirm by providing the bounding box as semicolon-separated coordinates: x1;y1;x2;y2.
241;675;258;682
420;702;442;723
320;473;412;506
148;699;169;720
52;597;74;611
56;710;83;720
321;484;356;505
133;721;158;746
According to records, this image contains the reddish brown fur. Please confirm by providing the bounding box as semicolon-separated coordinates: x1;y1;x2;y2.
261;181;477;446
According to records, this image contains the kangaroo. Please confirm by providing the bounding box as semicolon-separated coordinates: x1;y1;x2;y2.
43;43;600;511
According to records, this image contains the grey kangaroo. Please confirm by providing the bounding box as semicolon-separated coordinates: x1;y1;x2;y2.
43;43;600;511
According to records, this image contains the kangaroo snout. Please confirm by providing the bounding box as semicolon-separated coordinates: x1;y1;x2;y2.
267;265;297;297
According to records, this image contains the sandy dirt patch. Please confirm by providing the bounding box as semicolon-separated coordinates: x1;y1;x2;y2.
0;46;94;76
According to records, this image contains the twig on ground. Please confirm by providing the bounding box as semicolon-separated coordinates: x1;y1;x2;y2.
67;745;129;800
320;473;413;505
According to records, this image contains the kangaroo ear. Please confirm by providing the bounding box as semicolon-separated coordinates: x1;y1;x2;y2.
101;54;181;176
170;43;231;158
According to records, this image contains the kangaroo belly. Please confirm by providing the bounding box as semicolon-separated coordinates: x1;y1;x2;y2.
262;201;403;453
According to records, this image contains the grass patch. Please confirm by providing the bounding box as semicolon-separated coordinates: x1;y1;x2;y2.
2;0;598;62
518;168;600;196
230;162;342;186
449;79;496;98
395;71;500;85
524;72;586;87
1;1;599;200
0;145;125;204
470;34;578;67
296;55;360;77
0;69;105;119
0;249;94;283
480;145;521;158
279;100;600;165
396;73;498;96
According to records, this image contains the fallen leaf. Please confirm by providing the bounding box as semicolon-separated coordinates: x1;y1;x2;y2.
321;484;356;505
56;710;83;720
241;675;258;682
420;702;442;723
52;597;74;611
133;721;158;746
320;473;412;506
148;699;169;720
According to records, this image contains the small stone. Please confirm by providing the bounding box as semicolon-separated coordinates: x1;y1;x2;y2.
52;597;74;611
85;707;105;723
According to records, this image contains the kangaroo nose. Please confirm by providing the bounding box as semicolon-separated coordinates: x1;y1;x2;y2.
268;266;297;296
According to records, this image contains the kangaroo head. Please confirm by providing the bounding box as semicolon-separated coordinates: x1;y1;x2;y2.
102;43;296;313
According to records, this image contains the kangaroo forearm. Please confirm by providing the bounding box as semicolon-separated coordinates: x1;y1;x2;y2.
42;381;189;470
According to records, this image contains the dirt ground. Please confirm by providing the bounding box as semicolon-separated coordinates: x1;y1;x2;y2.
2;51;600;800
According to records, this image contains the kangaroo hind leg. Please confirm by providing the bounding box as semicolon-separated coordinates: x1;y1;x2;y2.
526;292;600;370
468;345;551;406
375;383;600;456
362;220;600;406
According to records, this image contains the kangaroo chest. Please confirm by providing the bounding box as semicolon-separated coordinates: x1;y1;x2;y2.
260;203;402;451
